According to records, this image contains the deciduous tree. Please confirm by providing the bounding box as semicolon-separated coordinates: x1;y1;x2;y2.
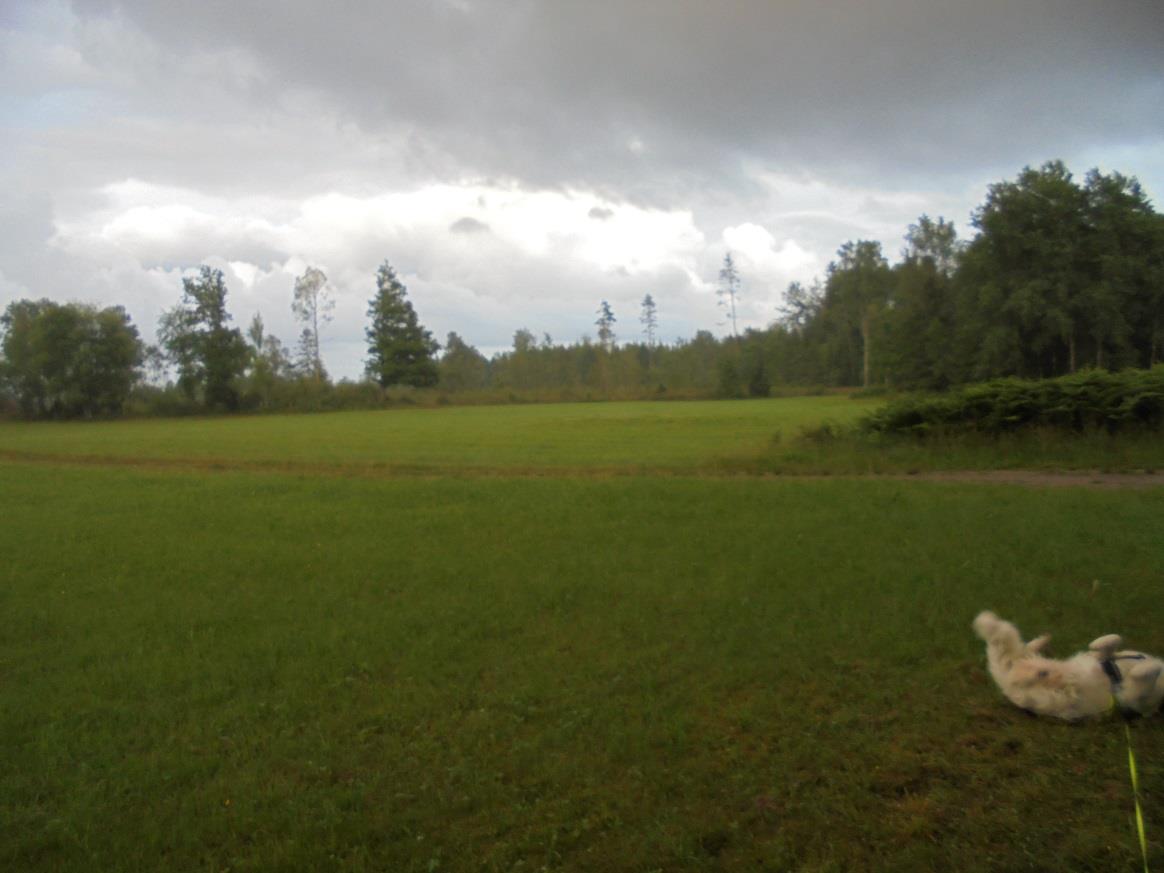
291;266;334;381
826;240;892;388
0;299;142;418
958;161;1089;378
244;313;292;407
158;266;249;409
438;331;488;391
883;217;961;388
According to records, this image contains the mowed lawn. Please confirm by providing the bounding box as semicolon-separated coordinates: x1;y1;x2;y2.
0;396;876;473
3;399;1164;871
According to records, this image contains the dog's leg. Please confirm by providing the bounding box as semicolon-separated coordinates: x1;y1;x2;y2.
1089;634;1123;658
1025;634;1051;655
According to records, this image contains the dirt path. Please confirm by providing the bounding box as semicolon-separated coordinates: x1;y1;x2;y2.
893;470;1164;489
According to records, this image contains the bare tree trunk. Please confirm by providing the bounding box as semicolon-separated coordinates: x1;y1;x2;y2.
1068;332;1076;373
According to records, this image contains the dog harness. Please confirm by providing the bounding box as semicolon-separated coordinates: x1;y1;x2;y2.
1102;653;1148;688
1101;653;1149;719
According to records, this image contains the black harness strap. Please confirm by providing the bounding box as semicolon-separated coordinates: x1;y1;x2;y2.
1101;653;1147;688
1102;658;1124;687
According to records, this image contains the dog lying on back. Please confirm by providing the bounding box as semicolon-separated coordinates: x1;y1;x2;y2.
973;611;1164;721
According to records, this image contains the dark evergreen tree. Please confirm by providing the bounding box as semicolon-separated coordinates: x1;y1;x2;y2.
595;300;616;351
364;261;439;387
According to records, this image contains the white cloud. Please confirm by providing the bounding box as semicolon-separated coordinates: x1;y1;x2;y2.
37;177;721;377
722;224;814;273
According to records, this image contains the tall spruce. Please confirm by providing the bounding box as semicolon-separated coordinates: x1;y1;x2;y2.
364;261;439;387
640;293;659;347
595;300;616;351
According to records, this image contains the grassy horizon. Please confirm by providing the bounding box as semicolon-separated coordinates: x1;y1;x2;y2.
0;397;877;474
3;395;1164;477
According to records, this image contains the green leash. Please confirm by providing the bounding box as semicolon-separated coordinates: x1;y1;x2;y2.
1125;720;1150;873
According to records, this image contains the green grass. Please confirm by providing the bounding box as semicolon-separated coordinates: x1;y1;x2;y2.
0;397;876;473
4;398;1164;871
736;427;1164;476
4;395;1162;477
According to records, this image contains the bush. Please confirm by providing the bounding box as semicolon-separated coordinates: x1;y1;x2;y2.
860;367;1164;437
798;420;842;444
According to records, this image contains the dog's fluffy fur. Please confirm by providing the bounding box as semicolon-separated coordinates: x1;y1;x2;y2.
973;611;1164;721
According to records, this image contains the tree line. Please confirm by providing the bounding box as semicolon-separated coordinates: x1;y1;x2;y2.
2;160;1162;418
777;161;1163;389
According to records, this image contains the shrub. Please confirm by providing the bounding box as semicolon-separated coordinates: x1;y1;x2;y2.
860;366;1164;437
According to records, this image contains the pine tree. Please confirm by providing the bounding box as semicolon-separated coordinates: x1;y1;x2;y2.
364;261;439;387
595;300;617;351
640;293;658;347
718;252;741;337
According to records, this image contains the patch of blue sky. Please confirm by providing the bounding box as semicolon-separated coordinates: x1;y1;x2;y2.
0;89;119;129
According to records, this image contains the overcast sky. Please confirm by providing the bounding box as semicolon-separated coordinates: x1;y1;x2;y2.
3;0;1162;378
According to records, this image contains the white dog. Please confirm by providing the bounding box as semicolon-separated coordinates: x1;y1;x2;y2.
973;611;1164;721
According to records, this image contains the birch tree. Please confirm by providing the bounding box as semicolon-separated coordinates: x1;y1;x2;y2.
291;266;334;381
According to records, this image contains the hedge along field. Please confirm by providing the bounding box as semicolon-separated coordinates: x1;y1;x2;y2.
4;457;1164;871
863;367;1164;437
0;396;877;473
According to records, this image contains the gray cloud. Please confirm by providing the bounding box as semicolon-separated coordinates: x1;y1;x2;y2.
59;0;1164;193
449;216;490;235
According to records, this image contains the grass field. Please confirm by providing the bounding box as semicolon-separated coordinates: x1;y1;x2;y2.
3;397;1164;871
0;397;876;474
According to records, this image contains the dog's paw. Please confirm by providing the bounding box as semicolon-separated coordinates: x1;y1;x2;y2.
973;611;1000;639
1088;634;1123;656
